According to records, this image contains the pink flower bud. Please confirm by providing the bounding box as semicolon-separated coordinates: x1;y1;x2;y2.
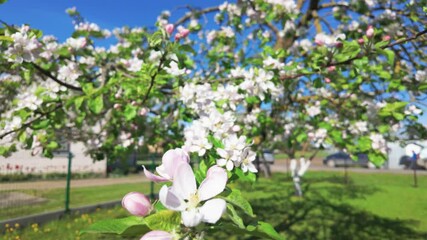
314;39;324;46
164;24;174;35
139;107;149;116
114;103;121;109
141;231;174;240
122;192;151;216
335;42;343;48
327;66;336;72
179;28;190;38
174;33;182;41
366;26;374;38
131;101;138;106
383;35;391;41
357;38;365;45
325;77;331;83
114;93;121;98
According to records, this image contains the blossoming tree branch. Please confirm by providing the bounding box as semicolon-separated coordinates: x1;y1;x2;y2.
0;0;426;238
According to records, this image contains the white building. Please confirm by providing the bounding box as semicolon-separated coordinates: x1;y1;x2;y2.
0;142;106;175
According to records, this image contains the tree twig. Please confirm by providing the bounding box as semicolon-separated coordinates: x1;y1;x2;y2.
31;63;83;91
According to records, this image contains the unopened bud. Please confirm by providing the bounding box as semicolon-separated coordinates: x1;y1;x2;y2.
122;192;151;216
366;26;374;38
165;24;174;35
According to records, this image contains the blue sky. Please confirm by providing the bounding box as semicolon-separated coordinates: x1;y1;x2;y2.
0;0;224;41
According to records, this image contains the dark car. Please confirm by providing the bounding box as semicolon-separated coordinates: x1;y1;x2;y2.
323;152;369;168
399;155;426;169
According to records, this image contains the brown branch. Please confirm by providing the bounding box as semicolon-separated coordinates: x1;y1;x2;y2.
0;104;63;140
31;63;83;91
141;51;168;106
327;29;427;67
387;29;427;48
174;6;219;26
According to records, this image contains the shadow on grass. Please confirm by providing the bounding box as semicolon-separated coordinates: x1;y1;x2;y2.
237;174;427;240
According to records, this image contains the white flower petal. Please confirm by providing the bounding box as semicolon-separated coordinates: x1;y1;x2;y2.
200;198;226;224
173;163;197;200
198;166;227;201
159;185;185;211
181;208;203;227
143;166;169;182
226;160;234;171
217;158;227;166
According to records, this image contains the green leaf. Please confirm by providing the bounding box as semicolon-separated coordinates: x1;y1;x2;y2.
195;158;208;184
368;152;387;166
32;119;50;130
247;221;283;240
74;97;85;110
46;141;59;150
144;210;180;232
124;105;137;121
377;125;389;134
227;203;245;228
149;31;163;47
88;95;104;114
0;35;13;41
296;132;307;143
392;112;404;120
153;200;167;212
358;136;372;152
223;188;254;217
18;131;27;143
179;44;196;55
81;216;149;237
223;221;283;240
374;40;388;49
208;135;223;149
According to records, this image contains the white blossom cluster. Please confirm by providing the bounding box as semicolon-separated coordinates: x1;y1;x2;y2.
306;101;321;117
349;121;369;135
264;0;299;14
40;79;68;99
5;25;42;63
308;128;328;147
57;61;82;86
74;21;111;38
314;33;346;47
283;122;295;137
40;36;59;60
404;105;422;115
415;70;426;82
370;133;387;154
231;68;282;101
218;2;242;17
216;135;257;172
15;85;43;111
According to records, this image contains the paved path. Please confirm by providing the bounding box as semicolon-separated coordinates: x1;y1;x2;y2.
0;174;149;190
1;160;426;191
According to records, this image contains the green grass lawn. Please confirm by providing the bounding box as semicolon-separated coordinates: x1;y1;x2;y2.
0;181;161;220
2;171;427;239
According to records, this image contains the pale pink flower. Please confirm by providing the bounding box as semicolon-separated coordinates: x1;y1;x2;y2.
140;230;175;240
122;192;151;216
366;26;374;38
159;164;227;227
143;148;190;182
165;24;174;35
